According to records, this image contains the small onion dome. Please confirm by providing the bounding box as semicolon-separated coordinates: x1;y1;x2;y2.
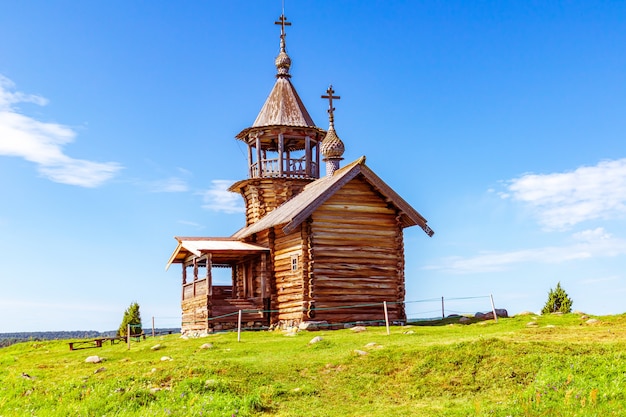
320;127;345;159
275;50;291;76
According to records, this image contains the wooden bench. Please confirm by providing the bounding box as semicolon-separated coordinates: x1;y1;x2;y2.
68;336;123;351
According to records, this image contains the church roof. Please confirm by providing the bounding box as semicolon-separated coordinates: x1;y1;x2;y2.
166;237;269;270
232;156;434;239
251;77;316;128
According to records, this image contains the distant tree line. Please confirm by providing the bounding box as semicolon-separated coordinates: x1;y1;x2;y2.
0;328;180;348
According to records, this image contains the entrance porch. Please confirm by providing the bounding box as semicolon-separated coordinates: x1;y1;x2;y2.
167;237;270;334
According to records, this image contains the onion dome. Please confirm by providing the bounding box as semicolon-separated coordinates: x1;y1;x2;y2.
275;48;291;76
320;127;345;159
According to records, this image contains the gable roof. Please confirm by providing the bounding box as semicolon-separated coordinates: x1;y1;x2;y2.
166;237;269;270
232;157;434;239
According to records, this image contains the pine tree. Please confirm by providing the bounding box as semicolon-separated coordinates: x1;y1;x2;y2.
541;282;573;314
118;302;142;336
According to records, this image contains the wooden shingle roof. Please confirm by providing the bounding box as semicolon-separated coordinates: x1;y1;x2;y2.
232;156;434;239
252;77;316;128
166;237;269;270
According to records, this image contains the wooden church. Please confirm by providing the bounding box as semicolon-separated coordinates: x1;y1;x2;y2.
166;15;434;334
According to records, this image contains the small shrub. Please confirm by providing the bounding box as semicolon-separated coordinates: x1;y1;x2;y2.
118;301;142;337
541;282;573;314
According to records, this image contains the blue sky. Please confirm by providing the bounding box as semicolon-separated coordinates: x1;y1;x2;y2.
1;1;625;332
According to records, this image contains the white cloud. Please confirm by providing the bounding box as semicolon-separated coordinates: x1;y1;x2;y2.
425;228;626;274
500;159;626;230
0;74;122;187
198;179;244;214
147;177;189;192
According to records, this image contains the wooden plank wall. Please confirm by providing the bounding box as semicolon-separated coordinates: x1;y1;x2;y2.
310;176;406;323
272;228;305;322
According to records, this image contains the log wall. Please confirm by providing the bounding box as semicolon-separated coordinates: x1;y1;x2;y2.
181;295;209;334
309;176;406;323
237;178;312;226
272;227;305;322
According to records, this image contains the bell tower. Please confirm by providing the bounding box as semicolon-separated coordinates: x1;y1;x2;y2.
230;15;326;226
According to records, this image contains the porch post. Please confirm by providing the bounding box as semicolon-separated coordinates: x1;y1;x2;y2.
206;254;212;332
261;253;267;299
193;258;198;297
181;262;187;301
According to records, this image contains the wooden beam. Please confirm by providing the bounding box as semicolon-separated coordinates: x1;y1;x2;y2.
206;253;213;297
278;133;284;176
256;136;262;177
247;143;253;178
305;136;311;177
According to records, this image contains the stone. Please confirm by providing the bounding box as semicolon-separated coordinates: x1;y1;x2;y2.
299;321;328;331
200;343;213;349
459;316;471;324
479;309;509;320
85;356;102;364
365;342;379;348
354;350;368;356
350;326;367;333
516;311;535;316
403;330;415;335
586;318;599;325
150;387;161;393
151;344;162;351
94;367;106;374
309;336;323;344
545;325;555;328
526;321;538;327
160;356;173;361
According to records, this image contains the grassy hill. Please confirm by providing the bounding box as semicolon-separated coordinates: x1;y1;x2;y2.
1;313;625;416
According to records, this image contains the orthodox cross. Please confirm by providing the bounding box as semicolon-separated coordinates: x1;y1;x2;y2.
321;85;340;128
274;14;291;48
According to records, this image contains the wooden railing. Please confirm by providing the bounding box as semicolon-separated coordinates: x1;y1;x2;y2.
182;280;232;301
251;157;317;178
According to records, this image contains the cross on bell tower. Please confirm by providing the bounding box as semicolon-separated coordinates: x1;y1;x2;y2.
232;14;326;225
320;85;345;176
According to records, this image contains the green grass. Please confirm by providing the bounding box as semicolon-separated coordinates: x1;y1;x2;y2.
2;313;626;416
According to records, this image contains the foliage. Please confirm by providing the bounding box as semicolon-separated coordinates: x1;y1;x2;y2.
2;313;626;416
542;282;573;314
117;301;142;337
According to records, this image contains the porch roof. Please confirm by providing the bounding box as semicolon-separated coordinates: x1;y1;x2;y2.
166;237;269;270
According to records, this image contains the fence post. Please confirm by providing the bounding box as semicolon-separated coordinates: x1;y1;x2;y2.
237;310;243;342
441;296;445;319
152;316;155;337
383;301;390;336
127;324;131;350
490;294;498;323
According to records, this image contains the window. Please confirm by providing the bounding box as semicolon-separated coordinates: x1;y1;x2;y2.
291;254;299;271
